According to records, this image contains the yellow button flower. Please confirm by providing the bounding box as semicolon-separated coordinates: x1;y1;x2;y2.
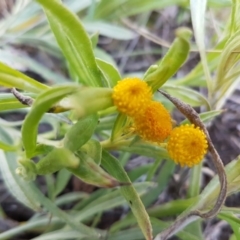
167;124;208;167
134;101;172;142
112;78;152;117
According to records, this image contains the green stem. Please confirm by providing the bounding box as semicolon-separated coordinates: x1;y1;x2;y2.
187;162;202;198
186;163;204;240
146;158;162;181
148;197;197;218
101;137;167;151
0;217;61;239
100;138;133;150
221;207;240;214
98;106;117;117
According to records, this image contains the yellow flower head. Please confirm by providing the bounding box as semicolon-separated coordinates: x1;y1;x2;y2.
167;124;208;167
112;77;152;117
134;101;172;142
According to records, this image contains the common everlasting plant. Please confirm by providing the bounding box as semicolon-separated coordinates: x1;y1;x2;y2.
0;0;240;240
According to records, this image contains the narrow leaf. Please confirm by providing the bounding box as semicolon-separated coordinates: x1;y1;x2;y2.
36;0;105;86
145;28;191;92
75;182;153;222
0;62;49;93
101;151;153;240
68;151;120;188
163;84;211;109
218;213;240;239
96;58;121;87
63;114;98;152
54;169;72;197
0;151;41;211
29;182;99;237
111;113;127;141
83;21;136;40
190;0;212;94
35;148;79;175
81;139;102;165
22;85;78;158
120;142;169;159
180;110;223;125
94;0;187;19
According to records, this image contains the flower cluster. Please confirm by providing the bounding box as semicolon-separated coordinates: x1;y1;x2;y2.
113;78;172;142
112;77;208;167
134;101;172;142
112;77;152;117
167;124;208;167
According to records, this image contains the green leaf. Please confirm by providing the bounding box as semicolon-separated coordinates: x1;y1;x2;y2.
30;144;54;158
94;48;117;66
214;66;240;109
213;27;240;109
55;192;89;206
230;234;237;240
96;58;121;87
0;141;17;151
228;0;240;36
186;163;204;239
0;217;62;240
120;142;169;159
101;151;153;240
163;84;211;109
187;163;202;198
108;217;200;240
0;151;41;211
54;169;72;197
128;164;152;182
146;158;162;181
22;85;78;158
63;114;98;152
142;160;175;207
94;0;187;19
190;0;212;94
180;109;223;125
218;213;240;239
0;126;18;151
0;62;49;93
0;97;25;111
111;113;127;141
152;218;201;240
36;0;106;86
0;49;69;84
73;188;108;210
148;198;197;218
28;182;99;238
68;151;120;188
81;139;102;165
35;148;79;175
29;229;88;240
214;31;240;89
145;28;191;92
45;174;55;201
68;87;113;117
90;32;99;48
176;39;226;87
213;30;240;109
200;156;240;206
208;0;231;7
74;181;153;222
0;93;37;112
83;21;136;40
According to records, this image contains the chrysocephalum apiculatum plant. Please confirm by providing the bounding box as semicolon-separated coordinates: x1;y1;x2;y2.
1;0;240;240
